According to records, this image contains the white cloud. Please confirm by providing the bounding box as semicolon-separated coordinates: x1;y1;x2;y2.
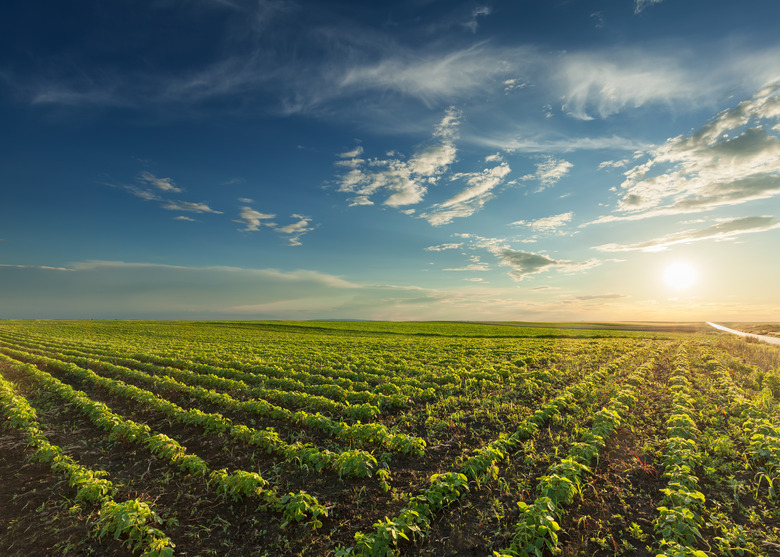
443;163;512;207
443;263;490;272
162;200;223;214
595;216;780;252
474;133;648;154
174;216;197;222
425;243;463;252
512;211;574;232
139;171;183;193
575;294;627;301
124;185;162;201
522;157;573;190
235;206;276;231
336;107;460;209
597;159;629;170
635;0;664;14
503;79;526;93
557;51;701;120
277;214;314;246
590;81;780;223
419;162;512;226
339;146;364;158
337;45;520;107
462;6;492;33
235;205;314;245
348;196;374;207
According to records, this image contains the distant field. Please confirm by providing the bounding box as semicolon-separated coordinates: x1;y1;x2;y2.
1;320;779;556
723;323;780;338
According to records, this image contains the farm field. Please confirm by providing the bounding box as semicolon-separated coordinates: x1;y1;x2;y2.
0;320;779;557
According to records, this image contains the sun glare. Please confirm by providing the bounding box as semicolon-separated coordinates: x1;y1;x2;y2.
664;262;697;290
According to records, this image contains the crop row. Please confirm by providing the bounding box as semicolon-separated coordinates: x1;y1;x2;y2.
0;348;386;485
0;340;425;457
0;351;332;530
496;351;658;556
653;349;708;557
337;346;657;556
0;364;176;557
708;355;780;498
0;332;397;416
0;329;484;406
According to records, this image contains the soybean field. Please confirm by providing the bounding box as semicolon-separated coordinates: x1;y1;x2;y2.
0;320;779;556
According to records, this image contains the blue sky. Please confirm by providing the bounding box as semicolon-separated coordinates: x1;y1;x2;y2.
1;0;779;321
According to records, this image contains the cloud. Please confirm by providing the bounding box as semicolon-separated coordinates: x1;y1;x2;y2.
494;248;599;281
124;185;162;201
557;51;703;120
347;196;374;207
161;200;223;214
139;171;183;193
443;263;490;272
575;294;627;301
174;216;197;222
512;211;574;232
595;216;780;252
277;214;314;246
635;0;664;14
462;6;492;33
338;146;364;158
474;133;649;154
235;204;314;245
503;79;526;93
421;162;512;226
590;81;780;223
434;234;601;281
521;157;573;190
336;107;460;209
336;44;519;107
425;243;463;252
235;206;276;231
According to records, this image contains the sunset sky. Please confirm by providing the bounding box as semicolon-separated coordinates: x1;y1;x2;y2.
1;0;779;321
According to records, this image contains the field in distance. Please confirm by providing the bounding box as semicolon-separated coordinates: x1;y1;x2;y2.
0;320;779;556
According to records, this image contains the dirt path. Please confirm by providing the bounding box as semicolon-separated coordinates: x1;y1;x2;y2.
706;322;780;346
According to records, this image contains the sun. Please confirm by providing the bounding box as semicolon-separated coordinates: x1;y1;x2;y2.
664;262;697;290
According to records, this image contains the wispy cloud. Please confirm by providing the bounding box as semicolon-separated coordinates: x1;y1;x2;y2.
162;200;223;214
595;216;780;252
575;294;627;301
521;157;573;191
462;6;492;33
336;44;518;108
115;172;224;215
590;81;780;224
421;162;512;226
425;243;463;252
512;211;574;232
139;171;182;193
635;0;664;14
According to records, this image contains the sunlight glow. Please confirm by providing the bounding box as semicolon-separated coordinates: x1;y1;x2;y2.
664;262;697;290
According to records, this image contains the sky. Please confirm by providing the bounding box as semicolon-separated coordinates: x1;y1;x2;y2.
1;0;780;321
